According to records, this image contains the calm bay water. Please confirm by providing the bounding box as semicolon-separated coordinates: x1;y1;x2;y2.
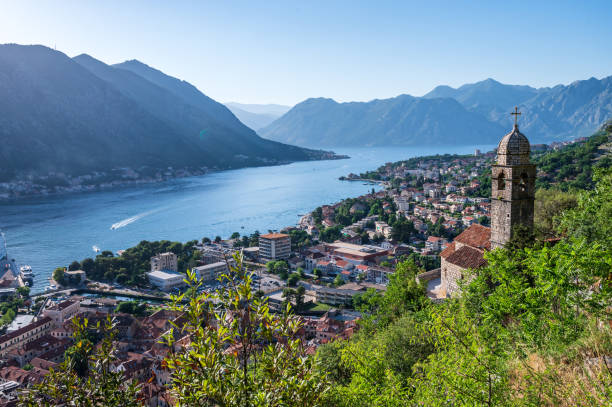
0;145;492;293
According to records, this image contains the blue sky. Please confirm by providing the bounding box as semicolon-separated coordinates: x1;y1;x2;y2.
1;1;611;105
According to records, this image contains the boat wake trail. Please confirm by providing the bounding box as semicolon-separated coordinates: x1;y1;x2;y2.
110;209;159;230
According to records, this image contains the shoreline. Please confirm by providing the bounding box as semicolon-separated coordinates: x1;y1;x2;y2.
0;154;349;203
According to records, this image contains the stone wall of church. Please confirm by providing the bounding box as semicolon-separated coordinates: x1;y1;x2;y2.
490;163;536;248
441;258;466;298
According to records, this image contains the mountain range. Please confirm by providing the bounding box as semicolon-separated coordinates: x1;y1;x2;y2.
225;102;291;131
0;44;334;182
259;77;612;148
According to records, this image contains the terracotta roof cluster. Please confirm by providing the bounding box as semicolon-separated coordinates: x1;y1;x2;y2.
0;317;52;345
46;299;78;311
260;233;289;239
454;224;491;250
445;246;488;270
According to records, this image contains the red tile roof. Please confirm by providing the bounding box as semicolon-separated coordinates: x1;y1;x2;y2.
454;224;491;250
440;242;456;259
260;233;290;239
445;246;487;269
0;317;52;345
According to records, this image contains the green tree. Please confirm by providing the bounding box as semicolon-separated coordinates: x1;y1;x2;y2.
164;254;328;406
287;273;300;287
52;267;66;285
20;317;141;406
534;188;577;238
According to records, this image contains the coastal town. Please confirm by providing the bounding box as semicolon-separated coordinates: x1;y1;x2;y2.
0;127;602;405
0;144;500;404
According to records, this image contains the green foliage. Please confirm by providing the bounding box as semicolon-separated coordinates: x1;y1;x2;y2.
287;273;300;287
559;167;612;246
282;285;306;311
288;229;311;250
0;308;16;326
390;217;414;243
321;168;612;406
69;239;200;287
20;316;142;406
16;286;30;297
115;300;147;316
534;189;578;238
164;254;328;406
266;260;289;280
533;126;610;191
319;225;342;243
53;267;66;285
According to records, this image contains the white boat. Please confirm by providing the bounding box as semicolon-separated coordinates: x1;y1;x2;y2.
92;245;101;253
20;265;34;286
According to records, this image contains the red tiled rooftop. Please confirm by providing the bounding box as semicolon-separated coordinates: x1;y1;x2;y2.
0;317;52;344
440;241;456;259
454;224;491;250
445;245;487;269
260;233;290;239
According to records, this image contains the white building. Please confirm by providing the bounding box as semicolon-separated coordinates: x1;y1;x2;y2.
146;270;185;291
259;233;291;262
394;196;410;212
193;261;228;283
43;299;80;325
150;252;178;272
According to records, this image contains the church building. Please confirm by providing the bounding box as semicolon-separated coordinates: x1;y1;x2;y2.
441;109;535;297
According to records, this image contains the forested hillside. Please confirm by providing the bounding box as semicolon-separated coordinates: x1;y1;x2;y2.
0;44;338;184
534;119;612;190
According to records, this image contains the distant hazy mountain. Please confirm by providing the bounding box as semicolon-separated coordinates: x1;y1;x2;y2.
225;102;291;130
226;102;291;116
425;78;540;110
0;44;334;182
425;77;612;140
261;77;612;147
259;95;505;148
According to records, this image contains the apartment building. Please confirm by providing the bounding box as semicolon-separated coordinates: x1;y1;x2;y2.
193;261;228;283
146;270;185;291
258;233;291;262
150;252;178;272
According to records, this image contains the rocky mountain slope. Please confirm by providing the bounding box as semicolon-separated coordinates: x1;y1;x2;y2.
0;44;334;183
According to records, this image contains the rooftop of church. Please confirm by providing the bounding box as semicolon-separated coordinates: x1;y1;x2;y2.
496;107;531;165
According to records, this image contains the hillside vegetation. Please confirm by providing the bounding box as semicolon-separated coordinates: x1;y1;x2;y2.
24;126;612;406
316;166;612;406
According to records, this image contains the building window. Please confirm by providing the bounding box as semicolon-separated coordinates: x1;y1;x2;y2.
519;173;528;195
497;172;506;190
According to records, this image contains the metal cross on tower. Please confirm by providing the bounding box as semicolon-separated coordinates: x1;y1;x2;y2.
511;106;521;126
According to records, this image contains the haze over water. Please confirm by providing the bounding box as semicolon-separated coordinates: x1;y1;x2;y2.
0;145;492;293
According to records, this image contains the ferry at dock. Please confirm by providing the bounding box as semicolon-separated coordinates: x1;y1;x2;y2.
20;265;34;286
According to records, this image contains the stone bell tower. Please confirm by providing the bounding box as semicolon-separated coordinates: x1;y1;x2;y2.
490;107;536;249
